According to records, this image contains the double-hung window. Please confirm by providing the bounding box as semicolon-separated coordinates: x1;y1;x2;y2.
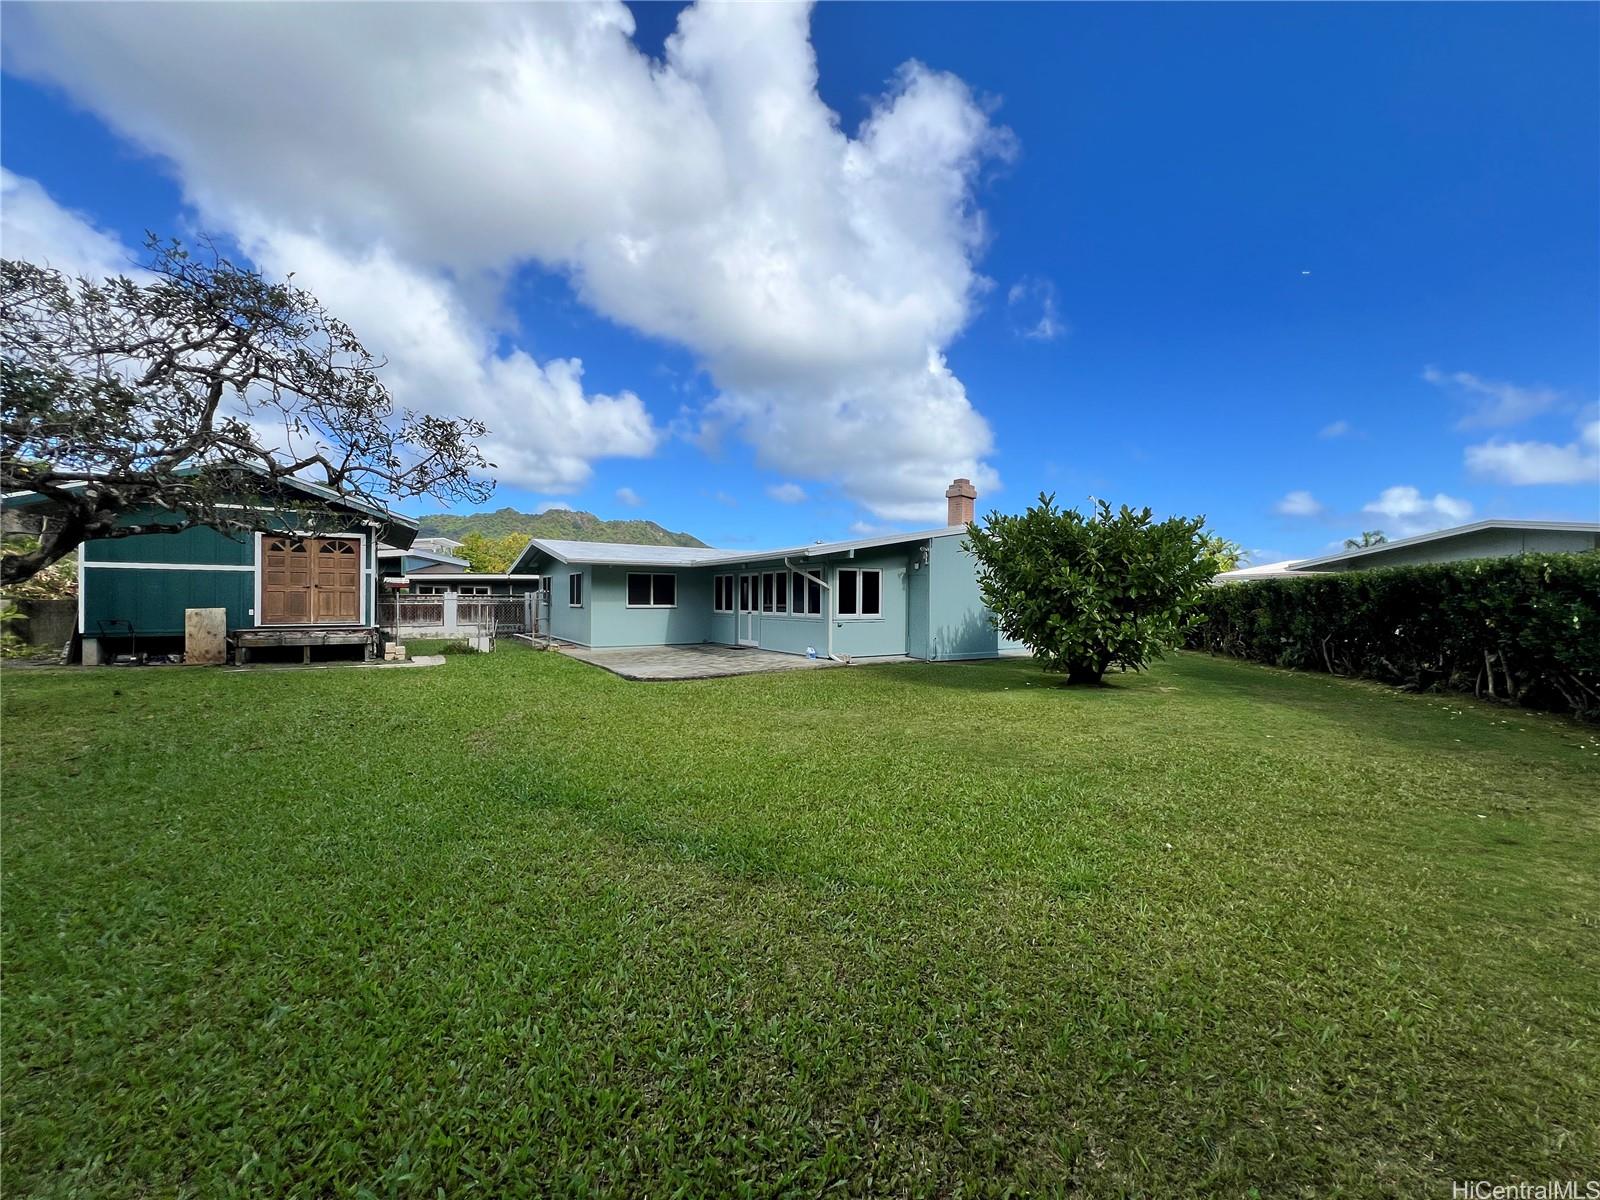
627;573;677;607
835;568;881;618
713;574;735;613
568;572;584;607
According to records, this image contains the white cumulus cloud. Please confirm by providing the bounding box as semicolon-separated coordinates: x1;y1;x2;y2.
1274;490;1324;517
615;486;643;507
0;168;140;281
766;482;807;504
6;1;1013;521
1465;417;1600;486
1318;419;1352;439
1361;485;1473;536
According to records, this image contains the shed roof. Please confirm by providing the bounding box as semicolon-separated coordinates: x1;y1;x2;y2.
4;465;420;548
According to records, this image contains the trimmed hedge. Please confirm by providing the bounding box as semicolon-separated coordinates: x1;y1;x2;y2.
1187;552;1600;718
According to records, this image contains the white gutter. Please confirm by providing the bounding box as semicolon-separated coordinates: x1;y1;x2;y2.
785;557;845;663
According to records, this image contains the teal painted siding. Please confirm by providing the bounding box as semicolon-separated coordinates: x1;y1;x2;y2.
924;532;1020;660
82;566;255;637
744;608;827;656
588;566;714;647
825;549;911;658
83;521;253;566
529;559;591;645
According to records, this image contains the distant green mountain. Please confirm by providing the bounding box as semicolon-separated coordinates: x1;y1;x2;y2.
415;507;708;548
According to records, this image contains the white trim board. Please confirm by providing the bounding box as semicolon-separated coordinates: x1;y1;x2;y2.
82;561;255;572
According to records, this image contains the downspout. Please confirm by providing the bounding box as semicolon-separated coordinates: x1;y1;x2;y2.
784;557;846;663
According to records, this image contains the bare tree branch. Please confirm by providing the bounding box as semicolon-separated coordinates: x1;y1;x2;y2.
1;236;495;585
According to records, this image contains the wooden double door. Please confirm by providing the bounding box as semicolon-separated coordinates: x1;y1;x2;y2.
261;536;362;625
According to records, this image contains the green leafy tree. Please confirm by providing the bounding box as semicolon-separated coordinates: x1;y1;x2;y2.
965;496;1216;685
1;537;77;600
1199;533;1244;575
457;531;527;574
1344;530;1387;549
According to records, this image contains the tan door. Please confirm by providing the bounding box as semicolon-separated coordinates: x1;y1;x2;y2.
261;536;313;624
312;538;362;623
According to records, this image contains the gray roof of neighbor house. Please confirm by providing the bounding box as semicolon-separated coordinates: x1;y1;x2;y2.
1212;559;1306;583
376;545;469;569
518;526;968;571
1288;519;1599;572
1214;518;1600;582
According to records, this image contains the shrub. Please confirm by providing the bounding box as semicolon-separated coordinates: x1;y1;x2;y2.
967;496;1216;684
1188;553;1600;718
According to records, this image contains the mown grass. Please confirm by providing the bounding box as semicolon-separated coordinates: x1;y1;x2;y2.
2;647;1596;1197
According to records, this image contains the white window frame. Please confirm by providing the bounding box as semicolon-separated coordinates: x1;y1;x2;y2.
791;570;824;616
568;572;584;608
835;567;882;620
459;585;491;596
626;572;678;609
713;574;734;613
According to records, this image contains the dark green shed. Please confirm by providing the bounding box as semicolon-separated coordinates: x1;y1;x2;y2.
8;476;417;663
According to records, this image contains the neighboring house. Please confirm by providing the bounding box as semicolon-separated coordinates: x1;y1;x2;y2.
376;545;470;576
374;546;539;596
410;536;464;555
6;474;418;664
1216;519;1600;582
510;478;1025;661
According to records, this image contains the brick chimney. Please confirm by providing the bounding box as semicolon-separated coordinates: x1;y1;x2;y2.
945;477;977;526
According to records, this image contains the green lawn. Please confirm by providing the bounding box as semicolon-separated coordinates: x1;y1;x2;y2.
3;647;1596;1197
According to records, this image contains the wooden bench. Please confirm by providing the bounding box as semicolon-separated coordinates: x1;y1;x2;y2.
232;627;379;665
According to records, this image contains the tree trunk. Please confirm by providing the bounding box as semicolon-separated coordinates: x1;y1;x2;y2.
1067;663;1105;686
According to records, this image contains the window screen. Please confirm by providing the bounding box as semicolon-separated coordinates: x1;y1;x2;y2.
568;573;583;606
627;573;652;606
653;574;676;606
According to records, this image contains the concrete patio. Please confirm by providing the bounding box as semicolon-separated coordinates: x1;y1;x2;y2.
558;643;843;681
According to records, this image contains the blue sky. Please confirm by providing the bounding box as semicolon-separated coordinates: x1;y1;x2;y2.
3;2;1595;559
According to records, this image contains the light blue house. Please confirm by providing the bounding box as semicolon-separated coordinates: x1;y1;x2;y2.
510;478;1024;661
